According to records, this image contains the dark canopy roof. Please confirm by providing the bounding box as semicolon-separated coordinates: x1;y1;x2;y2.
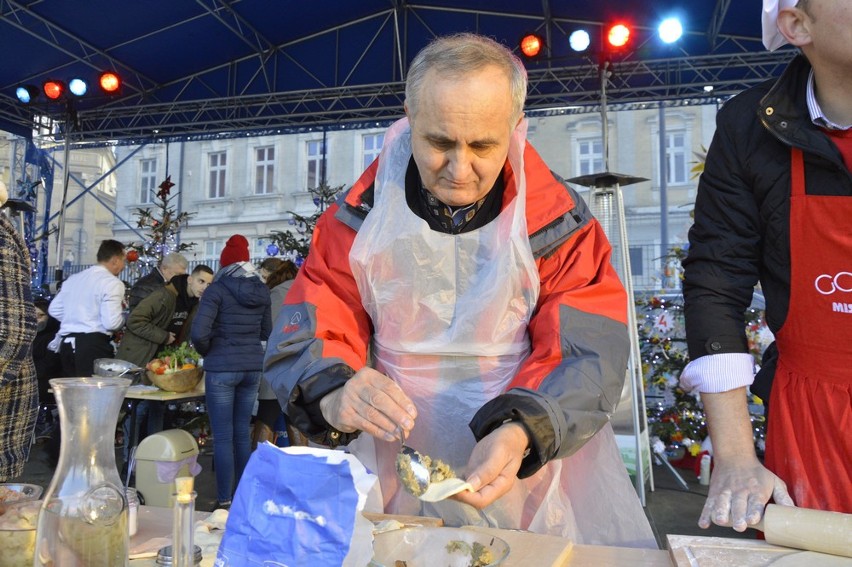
0;0;796;142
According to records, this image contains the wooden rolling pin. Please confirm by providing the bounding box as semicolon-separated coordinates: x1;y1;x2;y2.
756;504;852;558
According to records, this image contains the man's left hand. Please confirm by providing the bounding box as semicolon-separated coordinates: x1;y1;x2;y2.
453;422;528;509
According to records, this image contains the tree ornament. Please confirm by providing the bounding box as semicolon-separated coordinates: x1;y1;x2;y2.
266;243;279;256
156;175;175;199
126;249;139;262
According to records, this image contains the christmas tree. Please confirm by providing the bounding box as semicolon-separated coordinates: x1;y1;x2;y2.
126;175;196;277
639;246;771;464
264;181;344;264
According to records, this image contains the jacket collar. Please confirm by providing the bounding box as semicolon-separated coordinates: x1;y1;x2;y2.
759;55;845;163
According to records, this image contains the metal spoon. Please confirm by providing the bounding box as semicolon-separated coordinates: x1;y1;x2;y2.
394;428;430;497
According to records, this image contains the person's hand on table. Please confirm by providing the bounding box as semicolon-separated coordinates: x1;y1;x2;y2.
454;422;529;509
700;457;795;532
319;366;418;442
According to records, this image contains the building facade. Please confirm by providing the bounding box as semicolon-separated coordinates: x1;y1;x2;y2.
113;102;719;290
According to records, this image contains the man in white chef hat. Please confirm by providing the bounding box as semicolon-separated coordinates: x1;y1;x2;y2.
681;0;852;533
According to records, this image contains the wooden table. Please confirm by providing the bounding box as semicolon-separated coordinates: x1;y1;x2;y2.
130;507;673;567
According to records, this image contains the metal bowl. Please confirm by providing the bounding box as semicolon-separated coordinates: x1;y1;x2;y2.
94;358;144;384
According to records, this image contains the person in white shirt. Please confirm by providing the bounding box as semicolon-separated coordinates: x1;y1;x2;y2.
49;239;127;376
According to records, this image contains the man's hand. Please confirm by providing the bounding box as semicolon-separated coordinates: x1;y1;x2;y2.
167;332;176;345
453;422;528;509
700;457;795;531
318;367;417;442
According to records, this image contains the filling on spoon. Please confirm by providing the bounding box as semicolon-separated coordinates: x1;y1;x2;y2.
396;451;457;497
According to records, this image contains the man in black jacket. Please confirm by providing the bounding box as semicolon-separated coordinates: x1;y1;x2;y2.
681;0;852;530
127;252;189;311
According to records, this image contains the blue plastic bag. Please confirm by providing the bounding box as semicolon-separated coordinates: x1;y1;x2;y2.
216;443;361;566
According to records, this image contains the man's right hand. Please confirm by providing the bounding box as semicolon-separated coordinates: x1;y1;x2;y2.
167;332;176;344
318;367;417;443
699;457;795;531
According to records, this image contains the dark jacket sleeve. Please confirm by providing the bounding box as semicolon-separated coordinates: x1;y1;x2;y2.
128;270;166;312
682;93;765;360
126;290;172;345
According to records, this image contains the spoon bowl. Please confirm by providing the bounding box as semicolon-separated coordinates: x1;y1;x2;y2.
396;445;431;497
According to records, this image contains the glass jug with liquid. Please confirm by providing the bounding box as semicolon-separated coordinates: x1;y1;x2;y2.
35;377;131;566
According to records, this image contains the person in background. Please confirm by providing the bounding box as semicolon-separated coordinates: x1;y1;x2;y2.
49;239;126;377
0;187;38;481
128;252;189;311
117;264;214;464
192;234;271;509
32;299;62;403
264;33;653;545
681;0;852;531
253;259;303;449
258;257;283;284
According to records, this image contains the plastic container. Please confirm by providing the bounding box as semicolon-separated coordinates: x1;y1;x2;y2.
135;429;199;507
0;485;43;567
35;377;131;567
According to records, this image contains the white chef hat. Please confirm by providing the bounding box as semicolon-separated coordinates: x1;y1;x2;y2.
762;0;798;51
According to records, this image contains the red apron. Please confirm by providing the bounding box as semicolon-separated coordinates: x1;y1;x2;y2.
763;148;852;512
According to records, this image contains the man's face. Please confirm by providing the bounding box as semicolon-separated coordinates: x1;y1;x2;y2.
35;307;49;331
406;65;520;207
188;272;213;298
107;254;126;276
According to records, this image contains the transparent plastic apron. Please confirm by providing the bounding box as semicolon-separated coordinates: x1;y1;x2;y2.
348;118;656;546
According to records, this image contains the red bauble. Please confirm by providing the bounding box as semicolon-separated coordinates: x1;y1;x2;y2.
126;249;139;262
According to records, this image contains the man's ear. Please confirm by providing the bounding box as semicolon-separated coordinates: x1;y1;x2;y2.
776;7;812;48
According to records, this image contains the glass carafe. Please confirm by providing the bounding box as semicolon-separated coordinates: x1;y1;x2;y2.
35;377;131;566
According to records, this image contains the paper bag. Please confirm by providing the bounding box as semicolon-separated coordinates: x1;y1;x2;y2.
216;442;377;566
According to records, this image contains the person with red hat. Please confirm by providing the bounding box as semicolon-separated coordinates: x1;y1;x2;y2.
191;234;272;509
681;0;852;532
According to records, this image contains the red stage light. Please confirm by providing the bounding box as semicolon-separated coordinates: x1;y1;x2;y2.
607;23;631;49
43;80;65;100
99;71;122;94
519;33;544;59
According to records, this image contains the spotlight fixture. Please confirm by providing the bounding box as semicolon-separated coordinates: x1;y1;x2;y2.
15;85;39;104
658;18;683;44
519;33;545;59
69;78;88;97
606;23;631;50
43;80;66;101
568;30;591;53
98;71;122;94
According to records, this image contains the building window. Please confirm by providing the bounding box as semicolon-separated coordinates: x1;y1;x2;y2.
208;151;227;199
205;240;224;260
252;238;267;258
629;246;645;276
255;146;275;195
576;139;604;177
140;158;157;203
306;140;324;190
664;132;688;185
362;133;384;170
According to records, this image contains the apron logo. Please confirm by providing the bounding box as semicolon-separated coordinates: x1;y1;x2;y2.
814;272;852;295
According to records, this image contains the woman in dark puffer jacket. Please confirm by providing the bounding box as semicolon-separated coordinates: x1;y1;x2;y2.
191;235;271;508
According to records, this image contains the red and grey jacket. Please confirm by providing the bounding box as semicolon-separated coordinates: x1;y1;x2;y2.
264;142;629;478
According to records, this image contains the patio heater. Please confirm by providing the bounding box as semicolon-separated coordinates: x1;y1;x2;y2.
567;60;654;505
